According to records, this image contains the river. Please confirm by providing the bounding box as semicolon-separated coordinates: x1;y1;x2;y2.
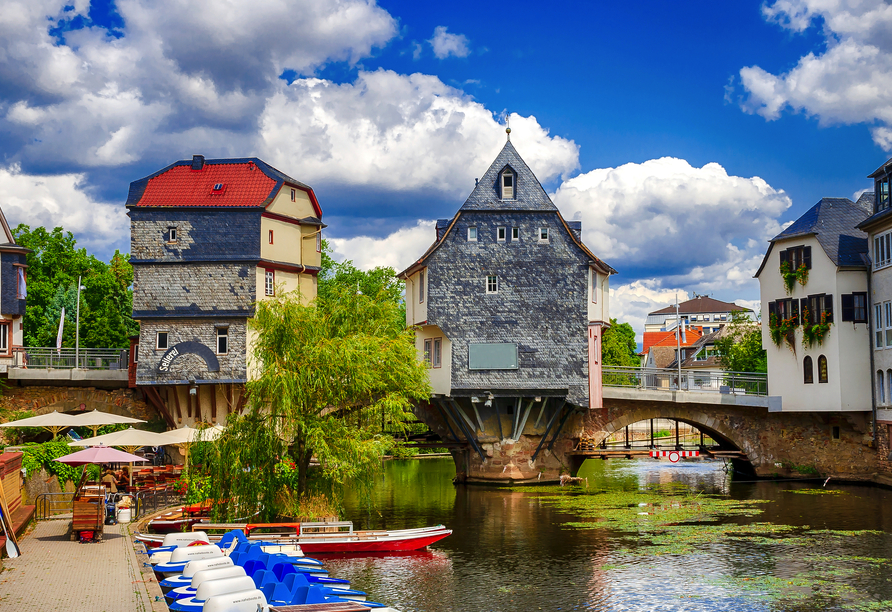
326;456;892;612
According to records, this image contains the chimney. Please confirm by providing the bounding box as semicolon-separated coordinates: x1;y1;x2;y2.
191;155;205;170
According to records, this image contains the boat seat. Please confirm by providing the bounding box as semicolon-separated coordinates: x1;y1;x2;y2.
243;560;266;577
251;569;273;589
260;582;277;602
272;562;296;581
229;552;244;566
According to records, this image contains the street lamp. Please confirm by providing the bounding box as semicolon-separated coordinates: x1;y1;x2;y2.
75;276;86;368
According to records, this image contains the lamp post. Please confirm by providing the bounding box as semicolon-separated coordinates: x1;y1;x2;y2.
75;276;85;368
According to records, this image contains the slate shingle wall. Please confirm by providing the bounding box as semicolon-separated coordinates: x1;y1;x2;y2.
129;208;261;262
0;252;26;317
132;263;255;317
136;318;247;383
427;211;590;406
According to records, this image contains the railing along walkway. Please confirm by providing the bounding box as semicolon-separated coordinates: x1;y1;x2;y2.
603;366;767;396
11;347;129;370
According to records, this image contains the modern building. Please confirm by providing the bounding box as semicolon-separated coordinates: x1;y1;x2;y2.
0;208;29;373
398;137;614;481
644;295;754;336
755;196;872;413
127;155;323;426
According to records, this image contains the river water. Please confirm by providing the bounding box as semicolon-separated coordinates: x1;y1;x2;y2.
327;457;892;612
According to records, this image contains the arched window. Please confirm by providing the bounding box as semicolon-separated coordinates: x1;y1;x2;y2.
501;168;515;199
818;355;828;383
879;371;886;404
803;356;814;384
887;370;892;402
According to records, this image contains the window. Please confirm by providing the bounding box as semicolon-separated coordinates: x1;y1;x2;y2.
818;355;828;383
211;183;225;194
841;292;868;323
291;188;296;202
165;227;177;243
879;177;890;212
803;356;814;384
876;304;885;348
468;227;477;241
0;323;8;354
423;339;431;365
804;294;832;325
875;230;892;269
884;301;892;347
316;232;321;252
216;327;229;355
486;275;498;294
779;245;812;271
431;338;442;368
539;227;549;242
591;269;598;304
15;268;26;299
512;227;519;240
156;332;168;350
497;227;506;242
268;230;274;245
418;271;425;303
133;344;138;363
771;298;799;324
879;371;886;404
265;270;275;296
887;370;892;403
501;170;514;199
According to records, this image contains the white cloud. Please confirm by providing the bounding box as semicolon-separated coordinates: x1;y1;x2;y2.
0;165;128;252
328;220;436;271
552;157;790;283
258;70;579;195
428;26;470;59
739;0;892;149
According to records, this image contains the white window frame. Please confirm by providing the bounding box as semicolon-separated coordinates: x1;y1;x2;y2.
216;327;229;355
156;332;169;350
468;227;477;241
291;188;296;202
432;338;442;368
0;322;9;354
501;171;514;199
316;231;321;253
512;227;519;240
538;227;549;242
166;227;177;243
875;230;892;270
486;275;499;294
497;227;506;242
268;230;274;245
418;271;425;304
591;269;598;304
876;303;884;349
133;344;138;363
423;338;432;365
265;269;275;297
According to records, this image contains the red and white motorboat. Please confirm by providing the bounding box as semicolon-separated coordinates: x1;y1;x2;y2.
137;521;452;554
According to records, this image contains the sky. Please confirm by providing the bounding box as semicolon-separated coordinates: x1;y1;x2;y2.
2;0;892;339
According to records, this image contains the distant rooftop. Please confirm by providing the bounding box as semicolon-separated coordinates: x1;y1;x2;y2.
649;295;752;317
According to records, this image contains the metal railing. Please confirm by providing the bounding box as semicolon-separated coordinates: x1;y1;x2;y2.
35;488;184;521
11;347;129;370
131;487;184;519
35;492;75;520
603;366;768;396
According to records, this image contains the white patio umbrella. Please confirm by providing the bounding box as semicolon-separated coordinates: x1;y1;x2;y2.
69;427;170;486
155;425;225;468
69;410;146;437
0;410;81;438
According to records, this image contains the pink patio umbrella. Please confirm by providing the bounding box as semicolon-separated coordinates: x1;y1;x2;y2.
56;445;149;495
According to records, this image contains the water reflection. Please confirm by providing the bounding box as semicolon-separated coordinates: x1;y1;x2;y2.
332;457;892;612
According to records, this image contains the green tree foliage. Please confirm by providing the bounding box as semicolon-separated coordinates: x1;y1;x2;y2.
201;287;431;521
714;311;767;373
318;239;404;307
601;319;639;366
13;225;137;348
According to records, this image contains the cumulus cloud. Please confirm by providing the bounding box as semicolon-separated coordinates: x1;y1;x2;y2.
0;165;128;253
738;0;892;149
552;157;790;285
258;71;579;195
328;220;436;271
428;26;470;59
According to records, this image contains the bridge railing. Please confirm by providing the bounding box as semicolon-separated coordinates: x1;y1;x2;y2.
602;366;767;396
10;347;129;370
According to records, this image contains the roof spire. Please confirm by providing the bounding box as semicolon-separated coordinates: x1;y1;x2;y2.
505;114;511;141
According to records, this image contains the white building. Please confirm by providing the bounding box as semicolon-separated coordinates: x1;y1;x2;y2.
755;197;872;412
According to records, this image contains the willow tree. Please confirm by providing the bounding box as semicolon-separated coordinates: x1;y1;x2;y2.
203;285;431;521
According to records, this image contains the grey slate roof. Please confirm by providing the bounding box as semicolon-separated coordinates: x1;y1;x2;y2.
459;141;557;212
650;295;752;316
756;197;870;276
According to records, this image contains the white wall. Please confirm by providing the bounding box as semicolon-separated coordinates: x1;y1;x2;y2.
415;325;451;395
405;268;428;326
587;268;610;323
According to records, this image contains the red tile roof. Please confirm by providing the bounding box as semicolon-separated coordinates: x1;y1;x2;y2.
641;328;702;354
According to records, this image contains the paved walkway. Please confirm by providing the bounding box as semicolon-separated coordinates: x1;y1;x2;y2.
0;520;155;612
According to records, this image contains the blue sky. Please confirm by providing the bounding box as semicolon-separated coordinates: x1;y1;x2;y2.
2;0;891;336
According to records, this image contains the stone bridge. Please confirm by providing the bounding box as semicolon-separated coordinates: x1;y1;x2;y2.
415;383;877;484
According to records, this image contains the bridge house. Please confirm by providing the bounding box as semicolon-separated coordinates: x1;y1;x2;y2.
127;155;323;426
0;209;28;373
756;196;872;413
398;138;615;482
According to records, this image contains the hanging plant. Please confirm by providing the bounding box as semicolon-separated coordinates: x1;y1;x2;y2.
801;308;831;347
769;312;797;352
780;261;808;294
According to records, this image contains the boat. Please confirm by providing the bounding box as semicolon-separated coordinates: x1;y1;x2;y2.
137;521;452;553
146;502;212;534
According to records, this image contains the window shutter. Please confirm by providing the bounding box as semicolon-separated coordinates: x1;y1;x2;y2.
780;248;789;269
791;298;800;325
803;246;812;269
768;301;777;320
824;294;834;323
841;294;854;322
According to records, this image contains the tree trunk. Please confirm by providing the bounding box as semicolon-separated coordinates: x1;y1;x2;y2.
297;448;312;496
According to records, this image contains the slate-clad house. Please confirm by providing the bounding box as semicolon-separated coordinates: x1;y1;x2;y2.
0;208;29;372
127;155;323;425
398;138;614;481
755;196;872;413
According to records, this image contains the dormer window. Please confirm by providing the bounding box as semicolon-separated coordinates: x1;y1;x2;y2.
501;169;515;199
879;177;890;212
211;183;226;195
165;227;177;243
